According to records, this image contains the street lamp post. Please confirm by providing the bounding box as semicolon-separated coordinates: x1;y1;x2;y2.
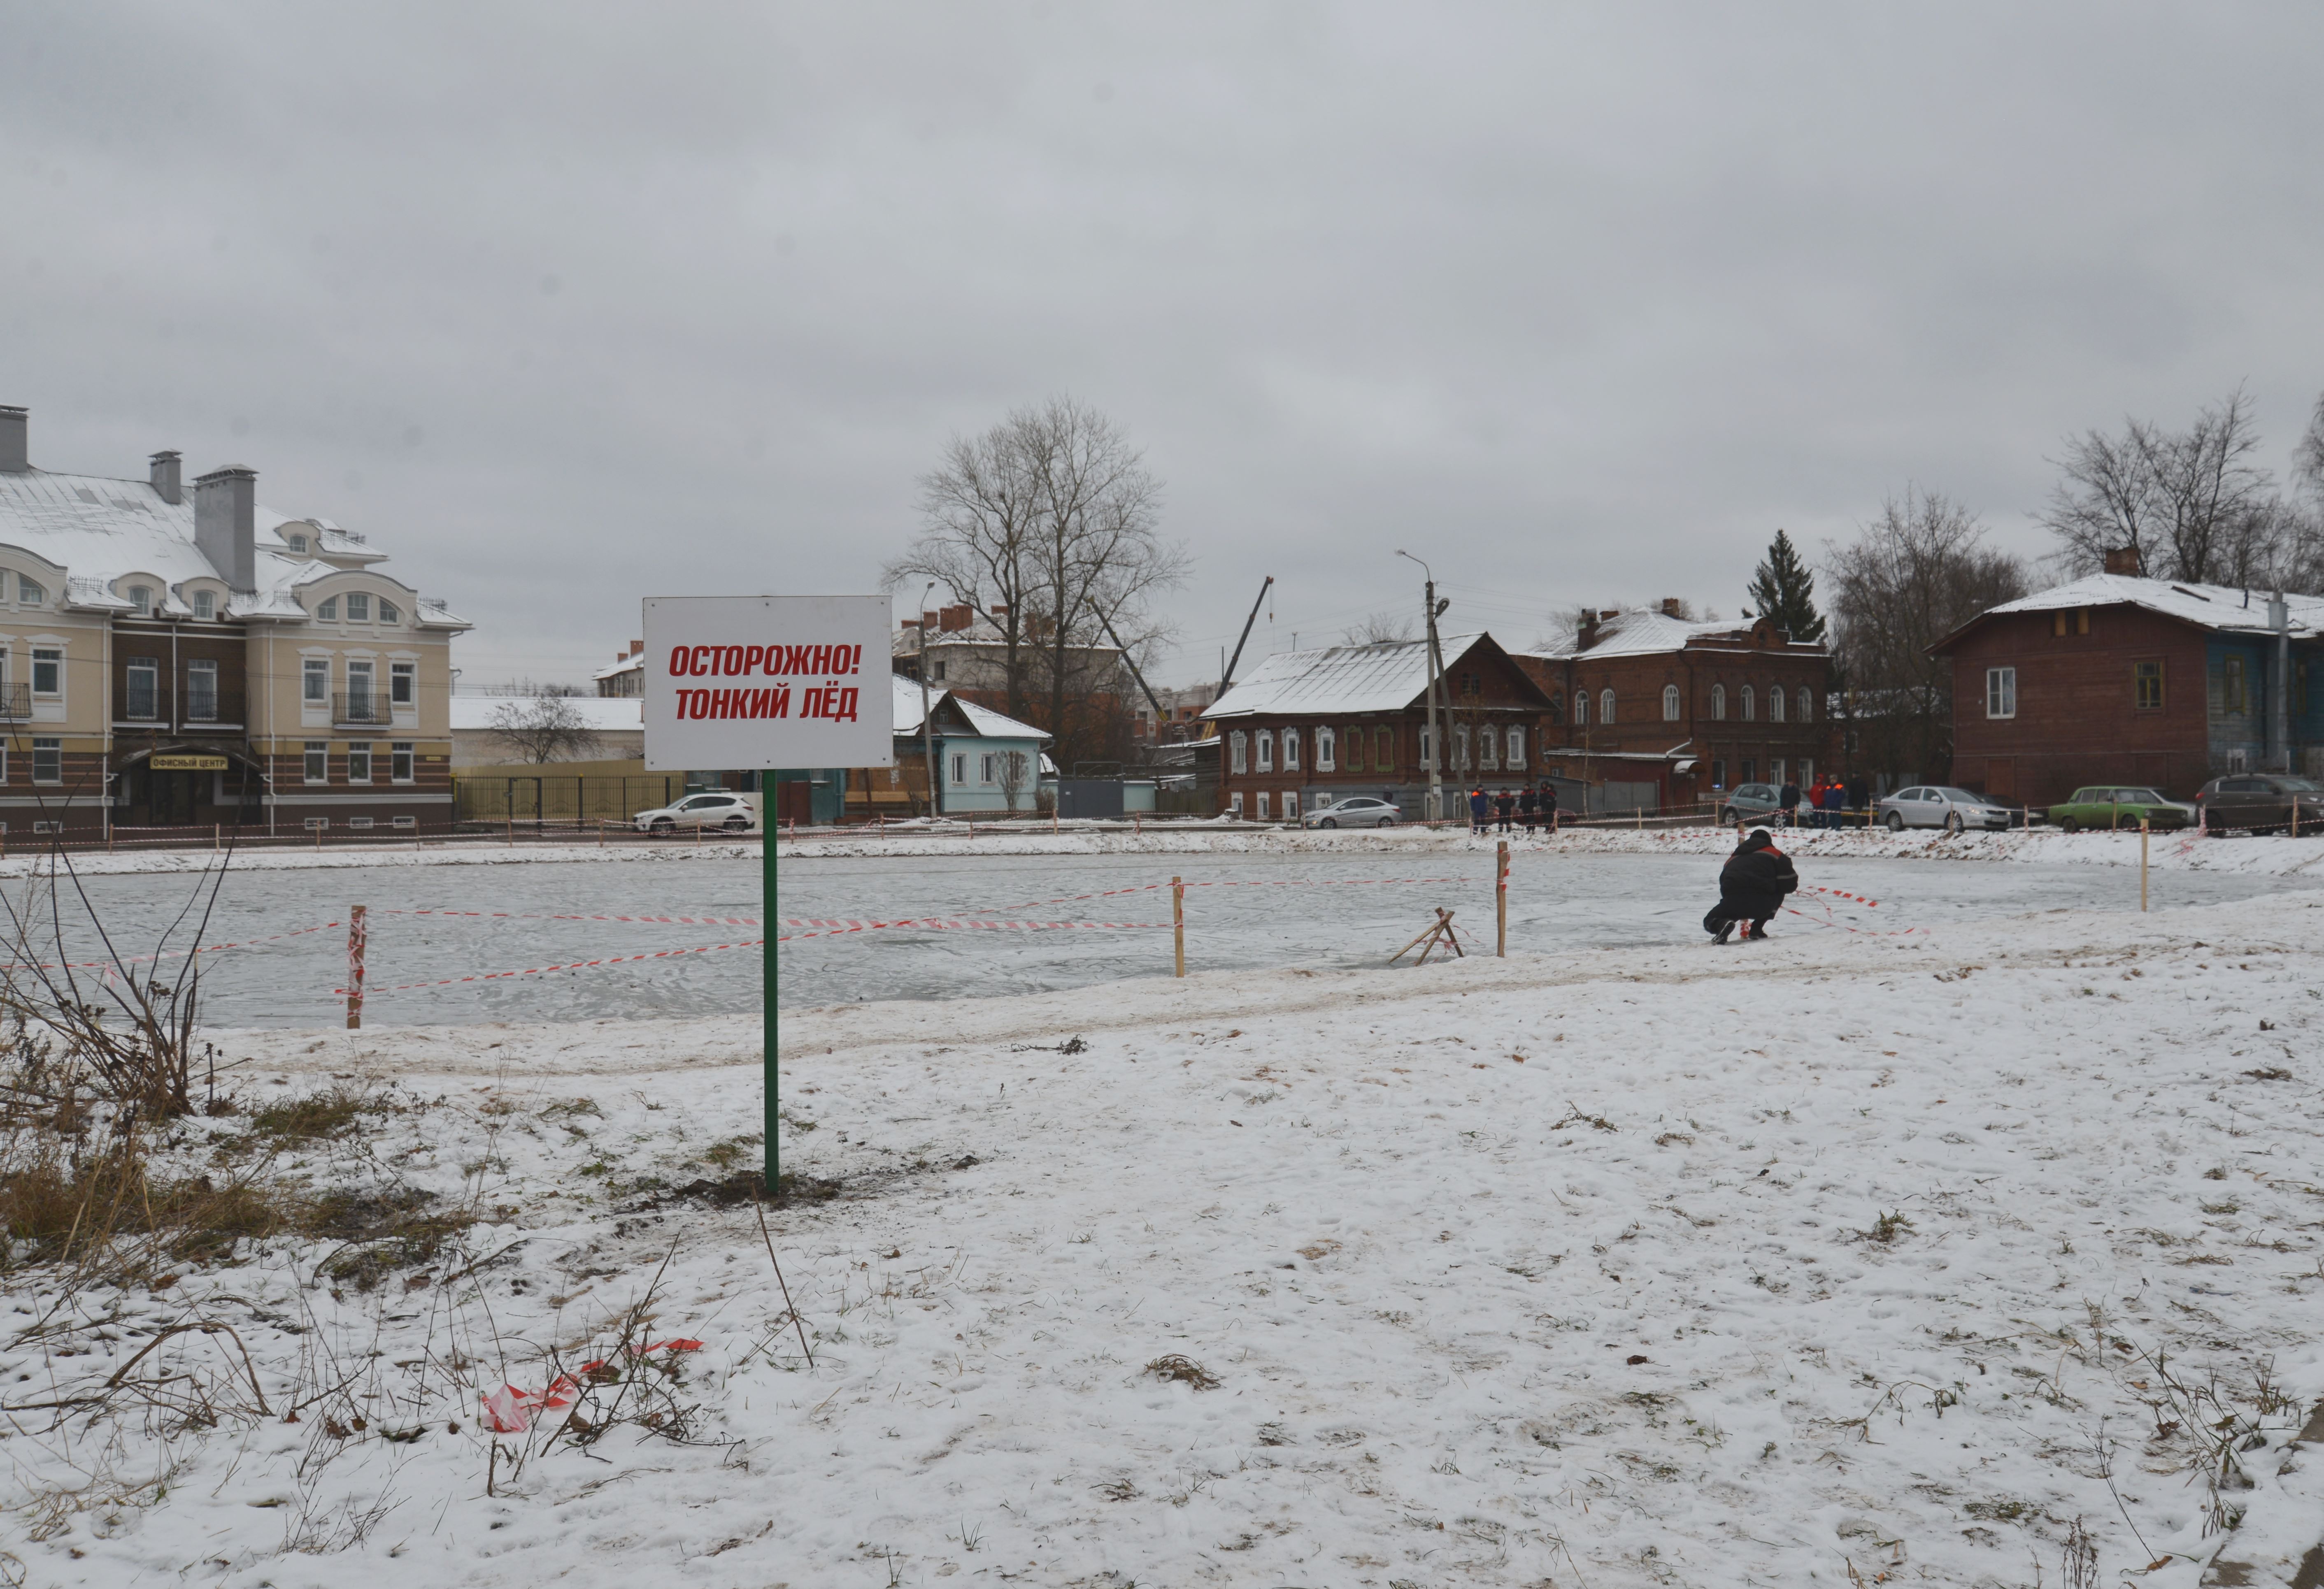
1395;550;1449;826
917;582;939;819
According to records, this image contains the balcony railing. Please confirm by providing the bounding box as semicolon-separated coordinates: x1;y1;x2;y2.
0;683;30;720
332;691;393;727
181;692;245;727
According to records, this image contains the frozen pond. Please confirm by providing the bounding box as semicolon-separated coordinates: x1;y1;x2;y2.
12;849;2315;1029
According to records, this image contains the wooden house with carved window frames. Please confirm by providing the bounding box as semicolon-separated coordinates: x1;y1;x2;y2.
1201;633;1555;820
0;404;470;837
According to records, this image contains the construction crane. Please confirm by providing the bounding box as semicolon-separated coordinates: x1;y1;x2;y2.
1218;575;1274;699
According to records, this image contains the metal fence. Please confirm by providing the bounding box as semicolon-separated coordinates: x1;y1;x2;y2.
452;774;689;825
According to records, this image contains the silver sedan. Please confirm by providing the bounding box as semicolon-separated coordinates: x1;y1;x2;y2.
1303;797;1400;829
1875;785;2015;833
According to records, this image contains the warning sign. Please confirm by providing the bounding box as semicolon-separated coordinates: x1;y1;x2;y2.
641;595;893;772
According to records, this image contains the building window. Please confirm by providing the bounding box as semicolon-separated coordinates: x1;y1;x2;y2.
1710;683;1725;720
2222;655;2248;716
31;648;60;698
1453;724;1470;771
304;741;328;783
1375;725;1393;771
2134;660;2163;711
1573;691;1589;728
32;737;60;784
347;660;375;718
391;741;414;783
1662;684;1680;722
1770;685;1787;722
1256;790;1270;820
1741;758;1756;783
1740;685;1755;721
125;659;158;720
1710;757;1726;789
347;593;371;622
1772;759;1787;788
931;660;947;682
1796;687;1812;723
186;659;219;722
192;589;214;620
1256;730;1274;772
1419;724;1434;769
1282;727;1301;771
348;742;373;783
287;533;309;554
1479;726;1499;769
1599;688;1615;725
1985;666;2017;719
1798;757;1814;788
1507;726;1526;769
317;597;339;620
391;662;415;706
127;585;152;616
303;658;328;704
18;578;41;607
1317;725;1335;771
1228;792;1243;817
949;751;968;784
979;753;997;784
379;600;399;625
1284;790;1299;818
1229;731;1247;774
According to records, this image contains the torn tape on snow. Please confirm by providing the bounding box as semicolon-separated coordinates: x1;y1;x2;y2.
480;1338;705;1434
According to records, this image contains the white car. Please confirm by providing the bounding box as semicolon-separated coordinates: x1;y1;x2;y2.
1874;785;2014;834
633;791;759;834
1302;796;1400;829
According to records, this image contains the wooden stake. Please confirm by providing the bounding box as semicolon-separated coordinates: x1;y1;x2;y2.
1496;840;1508;957
346;905;368;1029
1172;875;1185;978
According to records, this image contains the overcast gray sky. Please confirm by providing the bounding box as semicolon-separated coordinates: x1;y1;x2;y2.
7;3;2322;685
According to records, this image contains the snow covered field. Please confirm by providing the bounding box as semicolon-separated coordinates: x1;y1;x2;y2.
6;886;2322;1587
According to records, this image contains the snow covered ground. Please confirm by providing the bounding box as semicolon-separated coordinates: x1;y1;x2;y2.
6;887;2322;1586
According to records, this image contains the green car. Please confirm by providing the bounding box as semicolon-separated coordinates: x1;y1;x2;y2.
2046;785;2194;833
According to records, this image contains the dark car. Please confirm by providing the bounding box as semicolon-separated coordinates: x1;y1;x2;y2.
2194;774;2324;836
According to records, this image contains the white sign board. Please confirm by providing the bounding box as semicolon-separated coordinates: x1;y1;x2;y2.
641;595;894;771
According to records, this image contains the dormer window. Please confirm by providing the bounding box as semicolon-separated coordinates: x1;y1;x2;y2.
129;585;153;616
17;578;40;607
288;534;310;554
378;599;400;625
191;590;214;620
318;597;340;620
347;593;371;622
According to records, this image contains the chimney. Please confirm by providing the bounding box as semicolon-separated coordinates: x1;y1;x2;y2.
0;406;26;473
1577;611;1599;649
149;450;182;504
1660;597;1682;618
940;603;973;633
629;638;642;656
193;465;258;589
2102;545;2143;577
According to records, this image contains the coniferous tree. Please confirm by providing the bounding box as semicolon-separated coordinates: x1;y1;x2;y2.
1743;529;1826;643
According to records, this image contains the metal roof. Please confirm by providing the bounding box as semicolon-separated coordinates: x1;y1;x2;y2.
1205;634;1491;719
1956;573;2324;641
890;674;1049;741
1526;609;1820;660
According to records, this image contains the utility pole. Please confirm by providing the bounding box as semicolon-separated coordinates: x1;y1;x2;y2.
1397;550;1449;825
917;582;939;818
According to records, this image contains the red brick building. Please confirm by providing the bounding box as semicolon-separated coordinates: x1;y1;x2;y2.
1514;604;1834;810
1203;633;1555;821
1929;571;2324;808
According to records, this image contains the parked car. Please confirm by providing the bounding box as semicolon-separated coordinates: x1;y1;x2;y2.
633;790;759;833
1716;783;1787;825
2046;786;2194;832
1303;796;1400;829
1875;785;2016;833
2194;774;2324;835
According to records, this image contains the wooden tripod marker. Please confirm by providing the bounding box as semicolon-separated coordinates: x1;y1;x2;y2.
1389;907;1466;966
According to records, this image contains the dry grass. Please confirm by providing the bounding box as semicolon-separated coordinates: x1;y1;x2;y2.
0;1129;287;1276
1145;1354;1220;1390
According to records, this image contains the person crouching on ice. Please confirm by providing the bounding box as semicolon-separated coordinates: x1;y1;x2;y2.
1703;827;1799;944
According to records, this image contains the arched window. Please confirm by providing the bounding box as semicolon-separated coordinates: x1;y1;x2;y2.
1229;731;1247;774
1256;730;1275;772
1662;684;1680;722
1797;687;1813;723
1599;688;1616;725
1573;691;1588;727
1769;685;1787;722
1710;683;1726;720
1282;727;1301;770
1317;725;1336;770
1506;726;1526;768
1740;685;1756;722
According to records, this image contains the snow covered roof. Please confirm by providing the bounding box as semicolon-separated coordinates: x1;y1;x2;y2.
889;674;1049;741
1944;573;2324;645
953;697;1049;741
449;695;643;732
593;652;645;681
0;463;467;629
1526;609;1819;660
1206;634;1489;719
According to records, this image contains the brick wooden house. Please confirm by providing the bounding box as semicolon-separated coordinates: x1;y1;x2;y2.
0;404;469;837
1514;604;1834;811
1929;570;2324;807
1202;633;1555;821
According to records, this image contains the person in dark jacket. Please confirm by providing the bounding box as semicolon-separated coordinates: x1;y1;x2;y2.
1468;786;1491;834
1517;784;1538;833
1540;781;1560;833
1844;772;1871;827
1778;778;1802;827
1703;828;1799;943
1494;788;1516;832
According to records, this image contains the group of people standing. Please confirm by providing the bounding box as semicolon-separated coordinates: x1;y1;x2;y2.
1466;783;1560;835
1771;771;1874;828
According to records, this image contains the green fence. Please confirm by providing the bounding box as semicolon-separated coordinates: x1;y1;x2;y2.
453;774;688;825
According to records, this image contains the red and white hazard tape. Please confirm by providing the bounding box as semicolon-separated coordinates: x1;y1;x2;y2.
779;916;1168;942
971;873;1480;914
384;909;762;927
337;939;765;996
482;1338;704;1434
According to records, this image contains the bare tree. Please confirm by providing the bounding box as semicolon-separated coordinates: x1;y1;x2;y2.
997;749;1029;813
2041;386;2284;585
1343;611;1414;646
1826;488;2026;783
886;418;1045;721
488;692;605;764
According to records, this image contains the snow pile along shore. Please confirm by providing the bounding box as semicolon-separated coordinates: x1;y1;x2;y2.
4;893;2322;1586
